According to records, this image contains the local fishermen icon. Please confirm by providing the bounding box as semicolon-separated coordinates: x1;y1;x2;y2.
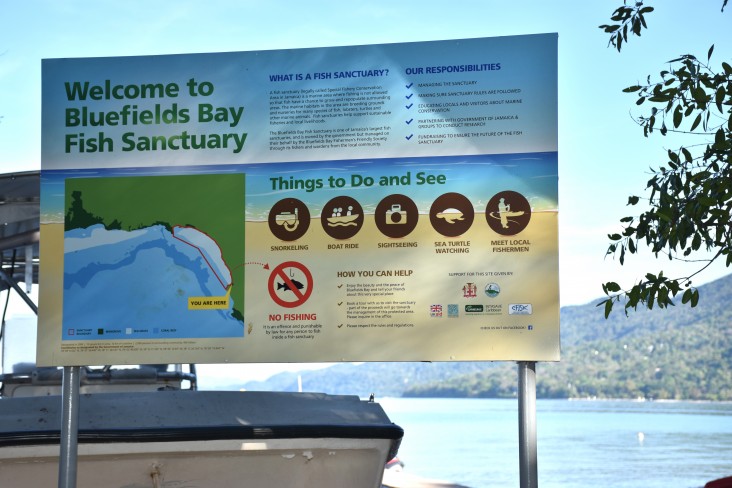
496;197;525;229
485;191;532;236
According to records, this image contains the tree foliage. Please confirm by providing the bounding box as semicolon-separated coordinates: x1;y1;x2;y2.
404;275;732;401
598;1;731;317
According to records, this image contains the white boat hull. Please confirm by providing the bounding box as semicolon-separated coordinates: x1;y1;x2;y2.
0;390;402;488
1;438;393;487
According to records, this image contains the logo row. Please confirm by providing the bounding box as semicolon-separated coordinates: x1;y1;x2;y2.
429;303;533;318
269;190;531;240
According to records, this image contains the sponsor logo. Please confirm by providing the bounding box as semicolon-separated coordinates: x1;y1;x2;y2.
465;304;484;313
509;303;533;315
430;304;443;317
462;282;478;298
485;282;500;298
448;304;459;318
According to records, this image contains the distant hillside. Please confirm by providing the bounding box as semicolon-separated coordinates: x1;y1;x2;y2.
243;274;732;400
242;361;502;398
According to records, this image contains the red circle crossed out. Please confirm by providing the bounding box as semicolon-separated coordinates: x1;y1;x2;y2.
268;261;314;308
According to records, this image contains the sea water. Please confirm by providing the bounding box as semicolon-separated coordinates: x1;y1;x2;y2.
379;398;732;488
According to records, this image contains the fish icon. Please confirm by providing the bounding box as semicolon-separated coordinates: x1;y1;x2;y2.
278;279;305;292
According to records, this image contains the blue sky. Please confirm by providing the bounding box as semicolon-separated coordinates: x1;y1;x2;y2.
1;1;730;383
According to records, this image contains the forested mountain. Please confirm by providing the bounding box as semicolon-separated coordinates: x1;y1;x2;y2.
243;274;732;400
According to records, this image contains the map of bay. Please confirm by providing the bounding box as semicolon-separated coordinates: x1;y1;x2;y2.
64;224;242;339
62;173;245;340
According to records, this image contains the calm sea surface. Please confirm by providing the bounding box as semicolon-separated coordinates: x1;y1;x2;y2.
378;398;732;488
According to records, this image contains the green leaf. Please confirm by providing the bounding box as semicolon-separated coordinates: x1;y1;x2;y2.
690;113;702;132
604;299;613;319
692;233;702;250
716;87;725;113
681;147;692;162
708;44;715;61
699;195;717;206
604;282;621;293
715;128;725;145
668;149;680;164
623;85;643;93
690;289;699;307
656;209;672;224
682;289;692;304
673;105;683;128
599;24;621;33
692;86;708;105
723;62;732;75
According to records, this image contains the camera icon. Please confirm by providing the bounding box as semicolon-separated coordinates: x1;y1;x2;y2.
386;204;407;225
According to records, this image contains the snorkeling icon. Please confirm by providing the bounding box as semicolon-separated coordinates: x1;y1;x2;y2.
268;198;310;241
275;208;299;232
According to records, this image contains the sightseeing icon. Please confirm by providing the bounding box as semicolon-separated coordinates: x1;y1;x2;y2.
375;195;418;238
386;204;407;225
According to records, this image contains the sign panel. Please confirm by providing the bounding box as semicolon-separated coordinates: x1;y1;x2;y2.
39;34;559;366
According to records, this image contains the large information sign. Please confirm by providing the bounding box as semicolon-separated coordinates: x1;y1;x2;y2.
38;34;559;366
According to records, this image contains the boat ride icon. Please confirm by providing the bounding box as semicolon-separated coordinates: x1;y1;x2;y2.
326;205;359;227
321;196;364;239
485;191;531;236
268;198;310;241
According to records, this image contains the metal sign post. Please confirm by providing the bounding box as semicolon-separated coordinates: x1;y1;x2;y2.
518;361;538;488
58;366;81;488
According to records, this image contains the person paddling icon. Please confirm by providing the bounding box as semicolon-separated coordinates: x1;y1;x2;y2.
497;198;511;229
486;191;531;236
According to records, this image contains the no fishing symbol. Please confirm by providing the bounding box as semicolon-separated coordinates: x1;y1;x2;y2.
268;261;314;308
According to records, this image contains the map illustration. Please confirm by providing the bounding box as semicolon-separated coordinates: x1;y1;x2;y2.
62;173;245;340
